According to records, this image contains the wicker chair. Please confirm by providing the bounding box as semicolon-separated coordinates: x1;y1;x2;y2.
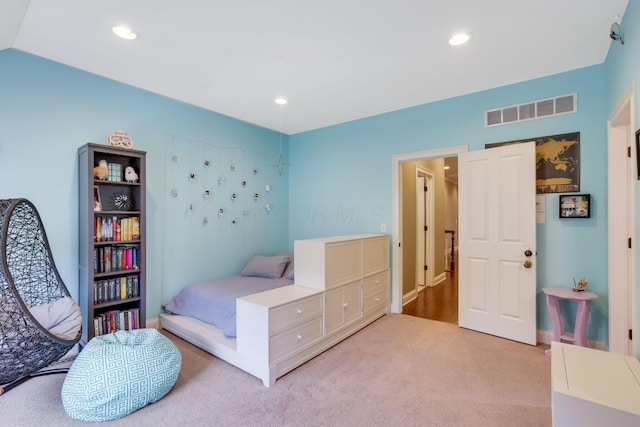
0;198;82;394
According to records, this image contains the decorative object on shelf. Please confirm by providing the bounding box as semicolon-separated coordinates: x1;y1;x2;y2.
93;187;102;212
253;193;260;200
610;20;624;45
231;193;238;201
230;163;235;172
253;167;259;175
107;130;133;149
202;217;208;225
264;203;271;212
108;163;123;182
241;180;247;188
94;160;109;180
188;173;196;182
203;189;211;198
112;192;133;210
231;218;238;225
265;184;270;192
559;194;590;218
203;160;211;168
573;276;588;292
125;166;139;183
218;208;225;216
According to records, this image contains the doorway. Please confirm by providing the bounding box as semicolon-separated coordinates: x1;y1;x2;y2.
415;168;434;290
391;146;466;318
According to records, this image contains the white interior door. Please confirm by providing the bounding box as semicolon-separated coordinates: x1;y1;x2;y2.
416;176;426;287
458;141;537;345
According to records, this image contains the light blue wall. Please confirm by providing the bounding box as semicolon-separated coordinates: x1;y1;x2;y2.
0;49;290;319
3;7;637;346
289;65;609;343
604;0;640;355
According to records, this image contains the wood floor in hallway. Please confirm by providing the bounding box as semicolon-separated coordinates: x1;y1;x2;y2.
402;264;458;325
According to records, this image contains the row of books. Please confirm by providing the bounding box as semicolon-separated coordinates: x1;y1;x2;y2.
94;246;139;273
94;308;141;337
94;275;140;304
95;216;140;242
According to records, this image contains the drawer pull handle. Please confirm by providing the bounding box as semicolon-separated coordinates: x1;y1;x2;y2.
296;309;302;315
375;297;380;303
296;335;303;341
343;302;349;309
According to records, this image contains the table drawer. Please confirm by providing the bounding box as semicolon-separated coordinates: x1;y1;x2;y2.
269;294;323;335
270;317;323;362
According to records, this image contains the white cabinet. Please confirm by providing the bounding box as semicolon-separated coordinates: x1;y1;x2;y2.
324;280;361;334
295;234;389;334
551;341;640;426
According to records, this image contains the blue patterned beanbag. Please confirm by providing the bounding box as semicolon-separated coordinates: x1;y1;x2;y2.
62;328;181;422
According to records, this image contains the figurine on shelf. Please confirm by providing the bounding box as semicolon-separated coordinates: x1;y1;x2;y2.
94;160;109;180
108;130;133;149
125;166;139;183
573;276;588;292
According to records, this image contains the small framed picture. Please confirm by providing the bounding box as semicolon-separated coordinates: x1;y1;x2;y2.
559;194;590;218
93;186;102;212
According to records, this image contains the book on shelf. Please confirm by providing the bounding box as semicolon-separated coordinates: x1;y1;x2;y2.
93;246;139;273
93;307;140;337
95;216;140;242
93;275;140;304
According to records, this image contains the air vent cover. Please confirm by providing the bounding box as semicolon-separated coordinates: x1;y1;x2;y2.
485;93;577;127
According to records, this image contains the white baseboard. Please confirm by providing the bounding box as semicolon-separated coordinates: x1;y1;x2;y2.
536;329;607;351
431;273;446;287
402;289;418;306
146;316;160;330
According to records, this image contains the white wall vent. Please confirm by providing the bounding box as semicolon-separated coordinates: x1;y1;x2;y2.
485;93;577;127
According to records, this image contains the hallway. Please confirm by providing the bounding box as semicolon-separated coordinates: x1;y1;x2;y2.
402;261;458;325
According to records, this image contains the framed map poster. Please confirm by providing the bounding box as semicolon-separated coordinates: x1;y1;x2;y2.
486;132;580;194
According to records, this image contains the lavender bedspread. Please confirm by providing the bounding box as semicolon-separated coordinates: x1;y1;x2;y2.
163;276;293;337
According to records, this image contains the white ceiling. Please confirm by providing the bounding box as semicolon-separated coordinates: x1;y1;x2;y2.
0;0;629;134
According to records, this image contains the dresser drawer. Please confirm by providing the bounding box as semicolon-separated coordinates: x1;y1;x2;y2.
269;294;323;335
362;270;389;295
363;289;387;315
270;317;323;362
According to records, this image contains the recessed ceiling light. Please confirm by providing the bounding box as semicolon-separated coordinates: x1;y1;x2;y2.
112;25;137;40
449;32;471;46
274;97;288;105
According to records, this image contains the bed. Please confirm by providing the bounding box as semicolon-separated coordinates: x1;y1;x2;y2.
160;234;390;387
163;254;293;337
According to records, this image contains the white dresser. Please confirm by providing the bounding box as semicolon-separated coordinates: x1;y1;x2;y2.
236;234;390;386
551;341;640;426
295;234;390;332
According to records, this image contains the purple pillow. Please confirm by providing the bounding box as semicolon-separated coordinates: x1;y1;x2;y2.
240;255;290;279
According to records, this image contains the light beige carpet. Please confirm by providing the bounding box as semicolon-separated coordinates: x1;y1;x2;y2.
1;314;551;426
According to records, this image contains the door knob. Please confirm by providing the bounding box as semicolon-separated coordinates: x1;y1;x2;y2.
524;249;533;257
523;260;532;268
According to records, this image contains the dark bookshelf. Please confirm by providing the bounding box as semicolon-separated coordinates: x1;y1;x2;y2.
78;143;146;342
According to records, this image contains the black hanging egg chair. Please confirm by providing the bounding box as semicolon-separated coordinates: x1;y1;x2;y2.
0;198;82;394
